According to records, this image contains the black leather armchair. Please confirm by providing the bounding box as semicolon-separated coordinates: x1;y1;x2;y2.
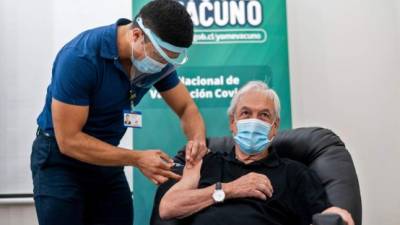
151;127;362;225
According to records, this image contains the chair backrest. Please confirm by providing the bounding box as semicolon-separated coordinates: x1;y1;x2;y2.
152;127;362;225
271;127;362;225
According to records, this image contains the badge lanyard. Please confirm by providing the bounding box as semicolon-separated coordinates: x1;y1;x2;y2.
123;87;142;129
123;86;142;169
129;89;136;112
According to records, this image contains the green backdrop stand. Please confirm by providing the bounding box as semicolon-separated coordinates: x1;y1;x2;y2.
131;1;292;224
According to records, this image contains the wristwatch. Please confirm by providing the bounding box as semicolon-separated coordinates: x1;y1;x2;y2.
212;182;225;203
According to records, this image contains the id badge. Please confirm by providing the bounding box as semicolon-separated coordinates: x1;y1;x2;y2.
123;110;142;128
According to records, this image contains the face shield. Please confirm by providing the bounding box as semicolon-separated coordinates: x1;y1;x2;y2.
131;17;189;88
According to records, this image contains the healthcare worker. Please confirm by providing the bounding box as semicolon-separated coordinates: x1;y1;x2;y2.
31;0;206;224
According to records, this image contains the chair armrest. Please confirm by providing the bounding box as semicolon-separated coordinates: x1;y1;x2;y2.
313;213;346;225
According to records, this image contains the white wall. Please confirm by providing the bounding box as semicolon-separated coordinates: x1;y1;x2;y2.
0;0;53;195
287;0;400;225
0;0;132;224
0;0;133;195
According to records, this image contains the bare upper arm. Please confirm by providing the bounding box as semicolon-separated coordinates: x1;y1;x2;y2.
51;98;89;150
169;160;203;191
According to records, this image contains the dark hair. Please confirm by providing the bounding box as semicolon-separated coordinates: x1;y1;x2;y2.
134;0;193;48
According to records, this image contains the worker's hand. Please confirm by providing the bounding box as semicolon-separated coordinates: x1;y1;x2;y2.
322;207;354;225
223;172;273;200
134;150;181;185
185;140;207;168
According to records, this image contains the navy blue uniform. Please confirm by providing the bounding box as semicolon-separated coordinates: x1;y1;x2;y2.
32;18;180;225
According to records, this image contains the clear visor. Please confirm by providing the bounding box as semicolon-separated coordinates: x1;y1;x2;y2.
136;17;189;67
131;63;177;88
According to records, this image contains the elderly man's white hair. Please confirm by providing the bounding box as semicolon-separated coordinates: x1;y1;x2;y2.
227;81;281;119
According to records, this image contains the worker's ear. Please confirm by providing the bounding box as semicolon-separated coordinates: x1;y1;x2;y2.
130;27;143;42
130;27;145;59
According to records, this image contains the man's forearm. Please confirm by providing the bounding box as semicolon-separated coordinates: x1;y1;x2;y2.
56;131;138;167
159;184;215;219
180;103;205;141
159;160;210;219
159;181;239;219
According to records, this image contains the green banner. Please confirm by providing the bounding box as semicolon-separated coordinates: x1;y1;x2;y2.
132;0;291;224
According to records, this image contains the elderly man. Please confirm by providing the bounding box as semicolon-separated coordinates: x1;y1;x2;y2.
152;81;354;225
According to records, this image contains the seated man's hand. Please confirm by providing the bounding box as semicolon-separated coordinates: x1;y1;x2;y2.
322;206;354;225
224;172;273;200
185;140;207;168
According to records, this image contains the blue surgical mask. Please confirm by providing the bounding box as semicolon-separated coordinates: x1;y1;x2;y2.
131;40;166;74
233;118;274;155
